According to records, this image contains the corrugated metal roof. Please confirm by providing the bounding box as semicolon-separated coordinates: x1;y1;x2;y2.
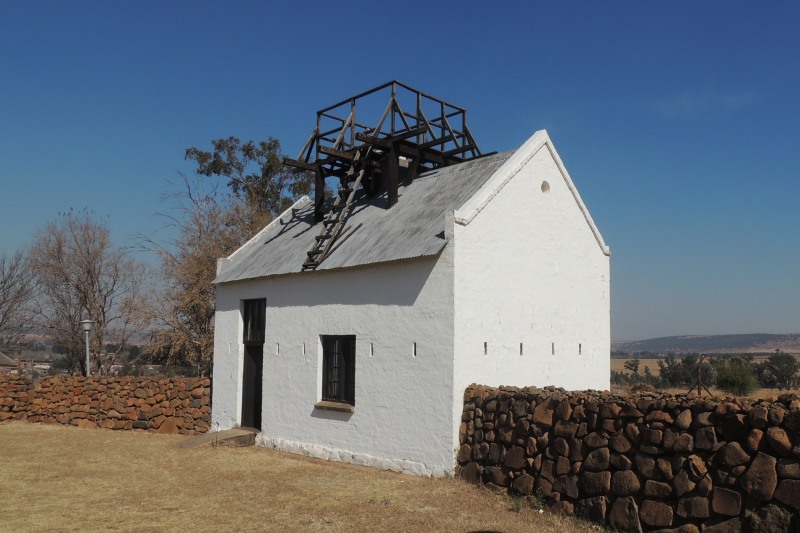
216;151;514;283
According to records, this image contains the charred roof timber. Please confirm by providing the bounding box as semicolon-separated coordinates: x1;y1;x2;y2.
284;80;489;271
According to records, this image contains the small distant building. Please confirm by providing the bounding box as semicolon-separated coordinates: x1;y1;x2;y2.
211;82;611;476
0;352;18;374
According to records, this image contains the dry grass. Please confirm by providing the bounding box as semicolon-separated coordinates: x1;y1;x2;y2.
0;422;605;533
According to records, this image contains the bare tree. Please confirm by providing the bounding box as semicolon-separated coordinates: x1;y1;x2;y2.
141;174;262;376
29;211;148;375
141;137;310;376
0;249;34;351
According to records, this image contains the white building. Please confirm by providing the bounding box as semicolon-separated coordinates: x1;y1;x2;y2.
211;129;610;476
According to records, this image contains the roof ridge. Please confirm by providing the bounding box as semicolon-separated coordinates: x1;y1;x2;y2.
411;152;513;185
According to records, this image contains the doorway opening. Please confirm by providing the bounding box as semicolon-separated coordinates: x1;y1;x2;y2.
241;298;265;430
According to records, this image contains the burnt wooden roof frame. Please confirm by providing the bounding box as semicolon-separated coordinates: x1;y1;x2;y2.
284;81;487;270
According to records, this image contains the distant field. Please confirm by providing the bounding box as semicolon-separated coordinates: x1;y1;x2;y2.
611;356;800;398
611;355;800;377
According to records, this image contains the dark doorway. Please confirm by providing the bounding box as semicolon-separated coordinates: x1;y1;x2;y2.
242;345;263;429
241;299;266;430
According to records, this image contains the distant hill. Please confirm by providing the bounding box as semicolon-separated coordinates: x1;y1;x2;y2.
612;333;800;356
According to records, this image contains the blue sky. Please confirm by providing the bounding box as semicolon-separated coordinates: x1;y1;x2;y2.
1;1;798;341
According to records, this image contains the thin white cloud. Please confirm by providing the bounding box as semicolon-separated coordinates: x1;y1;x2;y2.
656;90;758;119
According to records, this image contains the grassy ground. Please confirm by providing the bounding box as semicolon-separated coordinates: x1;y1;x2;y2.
0;422;605;533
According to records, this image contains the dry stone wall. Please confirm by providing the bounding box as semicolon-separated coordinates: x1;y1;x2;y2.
459;384;800;532
0;374;210;434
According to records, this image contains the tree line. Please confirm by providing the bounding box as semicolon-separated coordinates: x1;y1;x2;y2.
612;353;800;396
0;137;312;377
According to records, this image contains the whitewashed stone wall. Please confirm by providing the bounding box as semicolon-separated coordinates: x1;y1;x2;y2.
212;252;457;476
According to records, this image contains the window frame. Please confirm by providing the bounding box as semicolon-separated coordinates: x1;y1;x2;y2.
319;335;356;408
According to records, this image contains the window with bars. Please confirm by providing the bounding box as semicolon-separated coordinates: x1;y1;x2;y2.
321;335;356;405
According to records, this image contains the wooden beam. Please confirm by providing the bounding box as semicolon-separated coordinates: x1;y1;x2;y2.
283;157;316;172
319;146;356;161
418;134;454;149
443;144;475;157
383;145;399;208
355;133;391;149
314;168;325;223
390;125;427;141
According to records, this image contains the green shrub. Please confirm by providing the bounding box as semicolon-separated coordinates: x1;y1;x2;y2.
715;359;758;396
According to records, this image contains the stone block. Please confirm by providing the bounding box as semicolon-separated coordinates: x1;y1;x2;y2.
676;496;710;519
554;420;577;438
739;452;778;502
695;426;718;450
611;453;633;471
580;471;611;497
540;459;555;483
675;409;692;430
155;416;179;434
647;410;674;425
745;503;793;533
651;525;699;533
584;432;608;448
766;426;792;457
503;445;526;469
553;437;569;457
599;402;621;419
747;405;768;429
612;470;641;496
576;496;607;523
774;478;800;510
535;475;553;498
711;487;741;516
639;499;673;528
610;432;632;453
673;470;696;497
695;411;714;427
745;428;764;452
644;480;672;498
460;462;481;485
778;458;800;479
720;414;748;442
555;456;570;476
553;474;579;499
457;444;471;463
716;442;750;467
584;447;610;472
532;401;554;426
609;496;642;533
512;473;534;494
635;452;660;480
547;500;574;516
657;458;674;479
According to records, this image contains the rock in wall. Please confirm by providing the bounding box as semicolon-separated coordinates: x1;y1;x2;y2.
0;374;210;434
459;384;800;532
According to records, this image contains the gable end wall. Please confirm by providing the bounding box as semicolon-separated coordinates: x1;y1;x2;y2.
451;139;611;450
